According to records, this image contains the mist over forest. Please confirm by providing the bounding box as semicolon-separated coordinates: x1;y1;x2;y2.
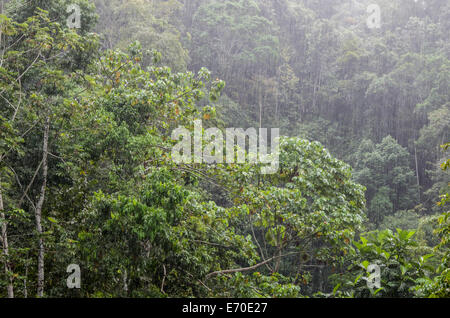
0;0;449;298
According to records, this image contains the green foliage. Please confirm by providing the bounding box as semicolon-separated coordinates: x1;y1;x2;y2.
334;229;435;298
414;144;449;297
352;136;418;225
94;0;188;71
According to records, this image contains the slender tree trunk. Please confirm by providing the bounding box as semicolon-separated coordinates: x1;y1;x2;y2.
273;247;282;273
258;82;263;129
123;269;128;295
23;262;28;298
1;3;14;297
275;81;279;125
414;145;421;203
0;185;14;298
0;0;3;41
273;210;282;273
35;116;49;297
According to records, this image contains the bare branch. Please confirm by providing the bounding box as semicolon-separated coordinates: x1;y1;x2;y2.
205;251;301;280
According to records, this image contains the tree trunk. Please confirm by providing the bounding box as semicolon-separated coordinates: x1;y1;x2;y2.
0;4;14;296
273;247;282;273
0;185;14;298
414;145;421;203
35;116;49;297
23;262;28;298
258;82;263;129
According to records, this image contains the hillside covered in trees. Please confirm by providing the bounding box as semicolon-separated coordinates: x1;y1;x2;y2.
0;0;449;298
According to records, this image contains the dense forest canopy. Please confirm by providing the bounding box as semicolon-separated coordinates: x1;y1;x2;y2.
0;0;448;298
